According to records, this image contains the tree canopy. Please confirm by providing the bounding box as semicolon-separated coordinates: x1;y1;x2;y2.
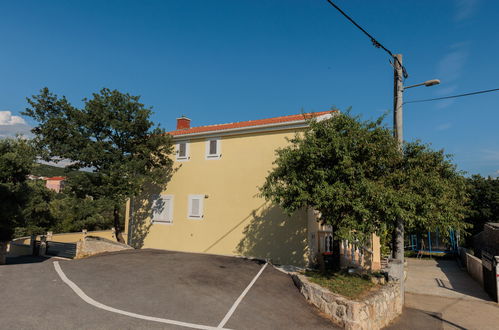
0;138;35;241
260;111;469;261
24;87;175;241
464;175;499;242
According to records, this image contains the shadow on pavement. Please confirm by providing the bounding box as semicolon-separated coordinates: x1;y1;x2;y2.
385;307;443;330
5;255;51;265
435;258;492;301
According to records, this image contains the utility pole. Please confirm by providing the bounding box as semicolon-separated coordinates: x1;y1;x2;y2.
393;54;405;262
392;53;405;303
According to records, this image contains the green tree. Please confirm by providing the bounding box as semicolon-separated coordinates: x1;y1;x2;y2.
14;180;57;237
50;194;116;233
464;175;499;243
260;112;468;269
24;88;175;242
0;138;35;263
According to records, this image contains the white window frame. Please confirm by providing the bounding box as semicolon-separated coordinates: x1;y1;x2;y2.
151;194;174;225
205;137;221;159
176;141;190;161
188;194;205;220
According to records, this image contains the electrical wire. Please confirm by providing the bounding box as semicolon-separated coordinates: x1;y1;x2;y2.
404;88;499;104
325;0;408;78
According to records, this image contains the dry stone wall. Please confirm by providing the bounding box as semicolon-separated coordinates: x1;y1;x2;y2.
291;274;402;330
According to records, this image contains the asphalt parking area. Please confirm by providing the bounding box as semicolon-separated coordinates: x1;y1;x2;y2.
1;249;335;329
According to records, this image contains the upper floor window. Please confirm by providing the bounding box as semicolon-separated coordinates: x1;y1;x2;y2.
151;194;174;224
176;141;189;161
205;138;221;159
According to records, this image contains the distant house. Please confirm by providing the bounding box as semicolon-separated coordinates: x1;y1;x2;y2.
44;176;66;193
125;111;381;268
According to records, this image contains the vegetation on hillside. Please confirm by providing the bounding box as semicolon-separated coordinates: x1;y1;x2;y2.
30;163;80;178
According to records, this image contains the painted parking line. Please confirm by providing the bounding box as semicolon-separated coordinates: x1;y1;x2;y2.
217;262;268;328
53;261;230;330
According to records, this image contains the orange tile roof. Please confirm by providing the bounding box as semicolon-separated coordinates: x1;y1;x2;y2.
169;110;336;136
45;176;66;181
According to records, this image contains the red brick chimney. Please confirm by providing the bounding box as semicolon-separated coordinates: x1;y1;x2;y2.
176;116;191;130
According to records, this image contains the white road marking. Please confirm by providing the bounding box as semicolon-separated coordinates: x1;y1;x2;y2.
217;262;268;328
53;261;230;330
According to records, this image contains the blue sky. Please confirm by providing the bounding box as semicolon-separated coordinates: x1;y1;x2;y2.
0;0;498;176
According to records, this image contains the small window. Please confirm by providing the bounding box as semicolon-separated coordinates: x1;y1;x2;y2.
205;138;221;159
151;195;174;224
188;194;204;219
176;141;189;161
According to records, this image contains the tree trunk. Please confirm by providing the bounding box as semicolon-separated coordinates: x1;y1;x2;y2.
332;238;341;271
0;241;8;265
113;205;125;243
332;224;341;271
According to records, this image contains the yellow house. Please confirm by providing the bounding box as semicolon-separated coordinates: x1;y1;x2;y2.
124;110;380;268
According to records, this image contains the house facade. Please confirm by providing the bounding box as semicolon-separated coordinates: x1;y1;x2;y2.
124;111;380;268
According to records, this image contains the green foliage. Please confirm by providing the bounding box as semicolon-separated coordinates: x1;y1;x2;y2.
464;175;499;241
24;87;175;237
14;180;57;237
50;195;116;233
261;111;469;245
30;163;80;179
0;138;35;241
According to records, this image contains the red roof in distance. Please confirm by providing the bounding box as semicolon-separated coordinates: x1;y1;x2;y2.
169;110;336;136
45;176;66;181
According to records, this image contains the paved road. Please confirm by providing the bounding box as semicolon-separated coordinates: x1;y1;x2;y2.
405;258;491;301
388;258;499;330
1;250;335;329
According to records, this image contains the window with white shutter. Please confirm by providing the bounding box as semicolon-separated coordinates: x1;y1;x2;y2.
176;141;189;161
151;195;174;224
188;195;204;219
205;138;221;159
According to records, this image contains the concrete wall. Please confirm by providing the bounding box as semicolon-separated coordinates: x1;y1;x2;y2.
126;128;312;267
48;230;116;243
7;241;32;257
466;253;484;286
6;230;116;258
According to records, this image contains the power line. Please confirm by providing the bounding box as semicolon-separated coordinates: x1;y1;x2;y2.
404;88;499;104
325;0;408;78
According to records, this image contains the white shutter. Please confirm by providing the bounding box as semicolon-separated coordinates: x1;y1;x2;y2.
176;141;189;160
205;138;221;159
152;195;173;224
188;195;204;219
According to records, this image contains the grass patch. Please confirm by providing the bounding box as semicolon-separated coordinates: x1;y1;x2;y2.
304;270;377;300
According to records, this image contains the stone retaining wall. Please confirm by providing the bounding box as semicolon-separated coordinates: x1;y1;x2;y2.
76;236;132;259
291;274;402;330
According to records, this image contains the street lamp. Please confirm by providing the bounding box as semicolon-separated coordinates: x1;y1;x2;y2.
404;79;441;90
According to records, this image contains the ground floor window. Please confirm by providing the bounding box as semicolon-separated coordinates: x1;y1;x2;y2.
151;194;174;224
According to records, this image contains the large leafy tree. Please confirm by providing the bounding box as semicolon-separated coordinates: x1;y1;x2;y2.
24;88;174;242
15;180;57;237
261;112;468;269
0;138;35;263
464;175;499;243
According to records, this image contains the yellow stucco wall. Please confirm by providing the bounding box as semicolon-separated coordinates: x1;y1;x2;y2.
125;128;311;266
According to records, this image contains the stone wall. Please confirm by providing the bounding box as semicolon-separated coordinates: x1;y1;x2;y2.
76;236;132;259
291;274;402;330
